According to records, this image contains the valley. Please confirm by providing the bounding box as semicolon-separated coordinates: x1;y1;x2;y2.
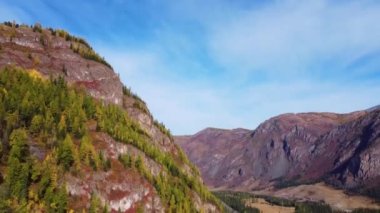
253;183;380;211
176;109;380;212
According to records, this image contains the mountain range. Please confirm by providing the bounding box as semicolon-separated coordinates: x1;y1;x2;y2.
175;107;380;202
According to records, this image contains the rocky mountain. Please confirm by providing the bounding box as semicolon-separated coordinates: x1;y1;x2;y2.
175;128;252;188
175;108;380;200
0;22;221;212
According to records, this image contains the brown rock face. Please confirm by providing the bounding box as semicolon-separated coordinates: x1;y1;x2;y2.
0;24;123;105
175;108;380;196
176;128;252;187
307;109;380;190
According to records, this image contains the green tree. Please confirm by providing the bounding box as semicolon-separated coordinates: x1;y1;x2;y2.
169;195;176;213
6;129;31;201
99;151;111;171
57;115;67;138
54;186;68;213
79;134;98;170
83;95;96;119
135;155;143;171
5;111;20;134
30;114;43;134
89;193;102;213
9;129;29;161
6;158;30;200
44;110;54;134
57;134;75;171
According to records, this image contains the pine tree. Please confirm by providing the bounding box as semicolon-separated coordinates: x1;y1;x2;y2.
135;155;143;171
30;114;43;134
55;186;68;213
44;110;54;134
169;195;176;213
6;129;31;200
79;134;98;170
57;115;67;138
9;129;29;162
57;134;75;171
89;193;101;213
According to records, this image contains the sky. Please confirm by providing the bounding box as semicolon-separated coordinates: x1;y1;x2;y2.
1;0;380;135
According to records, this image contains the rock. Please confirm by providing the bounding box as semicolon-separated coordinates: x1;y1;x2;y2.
175;109;380;196
0;25;123;105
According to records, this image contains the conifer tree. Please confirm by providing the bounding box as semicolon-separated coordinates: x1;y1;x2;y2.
57;134;75;171
57;115;67;138
6;129;30;200
30;114;43;134
89;193;102;213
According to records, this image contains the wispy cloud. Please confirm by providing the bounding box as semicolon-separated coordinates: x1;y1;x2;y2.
206;0;380;77
1;0;380;134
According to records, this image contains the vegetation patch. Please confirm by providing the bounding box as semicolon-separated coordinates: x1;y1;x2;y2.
213;191;260;213
214;191;380;213
0;67;221;212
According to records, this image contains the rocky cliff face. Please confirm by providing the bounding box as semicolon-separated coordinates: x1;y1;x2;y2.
307;109;380;191
176;128;252;188
0;23;219;212
0;23;123;105
175;108;380;198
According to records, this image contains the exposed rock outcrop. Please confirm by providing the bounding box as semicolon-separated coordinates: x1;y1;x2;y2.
175;108;380;199
0;24;123;105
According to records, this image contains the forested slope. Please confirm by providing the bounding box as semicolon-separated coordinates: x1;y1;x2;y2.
0;22;221;212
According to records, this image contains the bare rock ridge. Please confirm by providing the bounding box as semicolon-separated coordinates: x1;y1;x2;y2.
175;108;380;199
0;23;123;105
0;22;220;212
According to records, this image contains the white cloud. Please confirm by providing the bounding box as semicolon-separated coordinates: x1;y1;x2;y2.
100;46;380;135
206;0;380;75
89;1;380;134
3;0;379;135
100;47;244;134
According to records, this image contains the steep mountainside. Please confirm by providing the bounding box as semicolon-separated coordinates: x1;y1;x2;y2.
175;108;380;200
175;128;251;187
0;22;221;212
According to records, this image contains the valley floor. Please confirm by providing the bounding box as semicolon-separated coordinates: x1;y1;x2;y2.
253;182;380;212
245;198;295;213
214;182;380;213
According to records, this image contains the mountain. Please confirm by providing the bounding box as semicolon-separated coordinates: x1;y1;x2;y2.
175;128;252;188
0;22;222;212
175;108;380;200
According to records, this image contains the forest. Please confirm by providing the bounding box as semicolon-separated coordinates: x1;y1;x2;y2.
0;66;221;212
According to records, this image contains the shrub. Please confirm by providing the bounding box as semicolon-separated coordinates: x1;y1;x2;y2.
32;23;42;33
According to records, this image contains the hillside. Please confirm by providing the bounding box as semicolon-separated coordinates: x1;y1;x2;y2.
0;22;221;212
175;108;380;205
175;128;252;188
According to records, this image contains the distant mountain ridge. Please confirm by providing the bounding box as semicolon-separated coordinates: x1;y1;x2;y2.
175;107;380;200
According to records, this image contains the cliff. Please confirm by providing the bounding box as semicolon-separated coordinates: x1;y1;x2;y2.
0;22;221;212
175;108;380;200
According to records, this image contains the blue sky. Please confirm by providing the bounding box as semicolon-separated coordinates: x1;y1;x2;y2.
1;0;380;135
